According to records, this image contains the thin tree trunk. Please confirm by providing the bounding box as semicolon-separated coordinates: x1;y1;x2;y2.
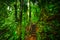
29;0;31;23
14;0;18;22
17;0;24;40
19;0;23;24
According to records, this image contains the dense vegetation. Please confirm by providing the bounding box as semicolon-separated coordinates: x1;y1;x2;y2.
0;0;60;40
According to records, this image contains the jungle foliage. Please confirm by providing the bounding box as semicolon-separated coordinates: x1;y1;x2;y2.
0;0;60;40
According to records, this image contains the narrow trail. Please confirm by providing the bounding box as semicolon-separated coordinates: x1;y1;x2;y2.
25;24;37;40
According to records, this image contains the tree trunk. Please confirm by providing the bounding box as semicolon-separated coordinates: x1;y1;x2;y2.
14;0;18;22
29;0;31;23
17;0;24;40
